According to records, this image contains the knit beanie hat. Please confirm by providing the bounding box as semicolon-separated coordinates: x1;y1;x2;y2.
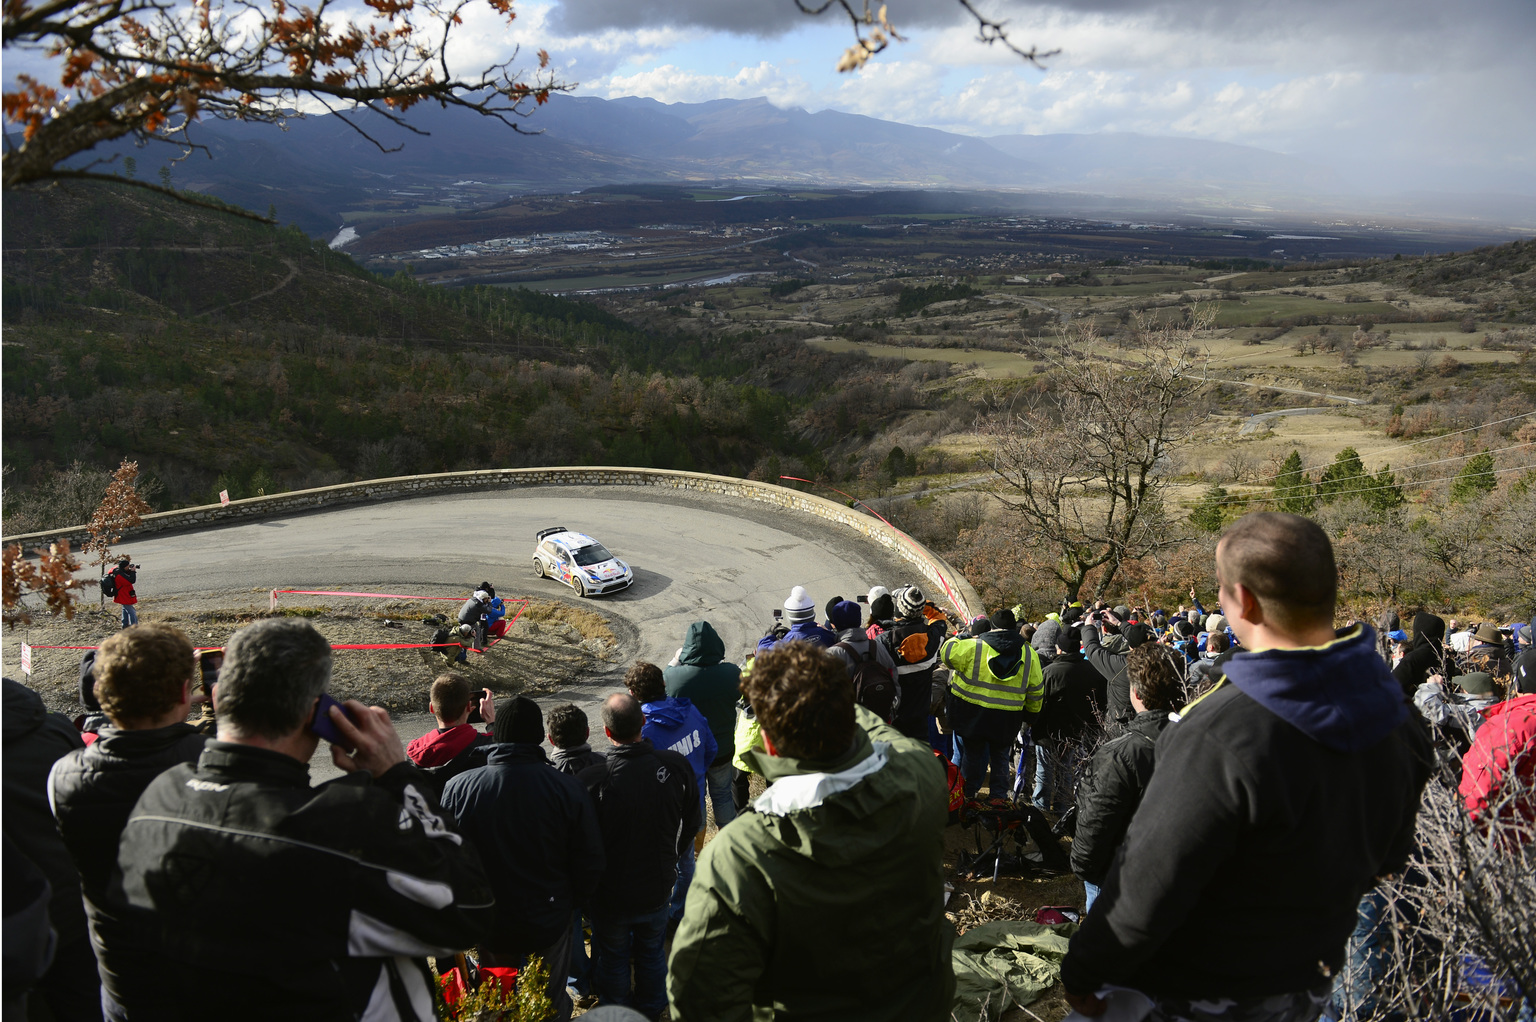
1113;605;1131;621
867;586;890;605
494;695;544;744
993;608;1017;631
784;586;816;623
896;586;925;617
829;600;862;631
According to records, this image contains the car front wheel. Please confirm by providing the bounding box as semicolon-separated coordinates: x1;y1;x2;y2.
577;577;590;598
533;558;545;579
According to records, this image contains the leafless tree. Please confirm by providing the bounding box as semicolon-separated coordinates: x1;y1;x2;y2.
980;313;1211;602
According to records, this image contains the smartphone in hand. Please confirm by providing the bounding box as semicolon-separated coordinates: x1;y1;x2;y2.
309;693;355;745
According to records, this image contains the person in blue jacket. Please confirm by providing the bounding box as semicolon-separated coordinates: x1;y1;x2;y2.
624;661;717;926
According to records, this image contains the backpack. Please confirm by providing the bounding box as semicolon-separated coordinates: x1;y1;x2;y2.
837;640;898;722
99;572;117;598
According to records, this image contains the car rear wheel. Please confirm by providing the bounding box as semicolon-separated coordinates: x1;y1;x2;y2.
533;558;545;579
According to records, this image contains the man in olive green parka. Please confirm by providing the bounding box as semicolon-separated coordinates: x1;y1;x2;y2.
667;640;955;1022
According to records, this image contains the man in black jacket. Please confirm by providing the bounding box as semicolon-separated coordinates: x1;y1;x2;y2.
580;693;699;1020
3;678;96;1022
49;624;208;1020
879;586;950;741
116;619;494;1022
440;695;604;1022
1069;643;1182;912
1032;625;1105;813
1061;513;1431;1022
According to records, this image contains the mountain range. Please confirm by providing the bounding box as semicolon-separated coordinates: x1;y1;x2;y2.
58;94;1519;236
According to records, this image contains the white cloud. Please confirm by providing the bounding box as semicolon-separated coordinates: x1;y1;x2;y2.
593;62;815;107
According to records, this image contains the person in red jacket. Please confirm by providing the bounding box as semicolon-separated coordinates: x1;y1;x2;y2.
1460;692;1536;831
110;557;138;627
406;674;495;767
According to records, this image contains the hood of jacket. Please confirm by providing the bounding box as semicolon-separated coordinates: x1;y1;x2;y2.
1219;624;1407;752
640;696;696;731
742;713;930;868
1033;620;1062;652
677;621;725;667
2;678;46;742
485;742;548;766
93;722;206;759
979;629;1027;677
1411;612;1446;652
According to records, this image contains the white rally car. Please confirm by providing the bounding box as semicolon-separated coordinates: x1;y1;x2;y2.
532;526;634;597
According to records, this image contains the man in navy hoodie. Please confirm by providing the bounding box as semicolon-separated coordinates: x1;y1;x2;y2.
1061;512;1431;1022
625;662;716;925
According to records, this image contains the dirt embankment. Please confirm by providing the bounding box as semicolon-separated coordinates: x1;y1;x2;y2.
11;592;619;716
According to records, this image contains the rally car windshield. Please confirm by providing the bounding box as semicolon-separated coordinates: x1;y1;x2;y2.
572;544;614;566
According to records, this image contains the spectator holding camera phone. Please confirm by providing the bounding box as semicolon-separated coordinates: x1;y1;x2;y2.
114;619;494;1022
406;673;496;767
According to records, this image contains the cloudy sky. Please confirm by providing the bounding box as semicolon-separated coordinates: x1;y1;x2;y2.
446;0;1535;195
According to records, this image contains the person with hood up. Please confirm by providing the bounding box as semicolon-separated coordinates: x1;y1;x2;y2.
1391;611;1448;699
1061;513;1432;1022
825;599;900;721
664;620;741;830
757;586;836;655
625;661;717;926
440;696;603;1022
667;642;954;1022
880;585;951;741
939;608;1044;799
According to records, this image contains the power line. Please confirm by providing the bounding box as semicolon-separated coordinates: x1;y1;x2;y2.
1190;462;1534;508
1288;410;1536;475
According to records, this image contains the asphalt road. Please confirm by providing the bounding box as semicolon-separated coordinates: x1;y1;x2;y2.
117;485;917;782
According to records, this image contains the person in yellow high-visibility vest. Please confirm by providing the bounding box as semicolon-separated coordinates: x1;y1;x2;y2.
939;608;1043;799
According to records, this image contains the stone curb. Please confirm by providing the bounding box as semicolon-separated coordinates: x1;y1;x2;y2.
4;468;981;620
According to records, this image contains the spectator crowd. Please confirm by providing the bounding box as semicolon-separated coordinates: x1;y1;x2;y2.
4;511;1533;1022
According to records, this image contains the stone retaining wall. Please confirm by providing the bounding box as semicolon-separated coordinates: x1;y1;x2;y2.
5;468;981;620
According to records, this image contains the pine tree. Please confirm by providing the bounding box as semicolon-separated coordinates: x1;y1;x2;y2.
1272;450;1315;514
1365;465;1405;512
1189;484;1231;532
1316;447;1368;504
1450;453;1497;502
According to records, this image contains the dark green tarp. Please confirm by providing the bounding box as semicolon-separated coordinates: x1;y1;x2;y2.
950;920;1075;1022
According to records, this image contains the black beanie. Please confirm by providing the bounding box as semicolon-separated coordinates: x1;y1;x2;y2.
494;695;543;744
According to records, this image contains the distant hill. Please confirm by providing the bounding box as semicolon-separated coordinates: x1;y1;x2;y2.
54;94;1351;235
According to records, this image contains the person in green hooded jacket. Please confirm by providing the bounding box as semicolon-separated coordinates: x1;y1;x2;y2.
665;619;742;828
667;640;955;1022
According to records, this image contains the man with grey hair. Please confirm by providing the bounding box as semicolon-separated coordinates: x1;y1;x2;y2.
114;619;494;1021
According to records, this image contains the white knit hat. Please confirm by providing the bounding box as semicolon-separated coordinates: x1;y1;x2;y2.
867;586;890;604
783;585;815;623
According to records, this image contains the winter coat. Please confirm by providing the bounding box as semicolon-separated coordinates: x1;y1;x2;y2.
550;743;605;776
828;627;901;719
880;612;951;739
757;620;838;655
1413;681;1498;749
1070;710;1170;886
1516;644;1536;696
1081;625;1133;727
664;621;741;769
3;679;88;952
118;741;495;1021
1035;651;1106;743
579;739;699;916
1459;692;1536;826
440;742;604;954
641;696;718;816
1059;625;1432;1001
47;722;208;1013
667;708;954;1022
941;629;1043;746
457;595;486;626
1392;611;1448;698
112;574;137;606
406;722;491;768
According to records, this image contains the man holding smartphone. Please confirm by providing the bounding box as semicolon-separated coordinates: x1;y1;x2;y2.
115;619;494;1022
